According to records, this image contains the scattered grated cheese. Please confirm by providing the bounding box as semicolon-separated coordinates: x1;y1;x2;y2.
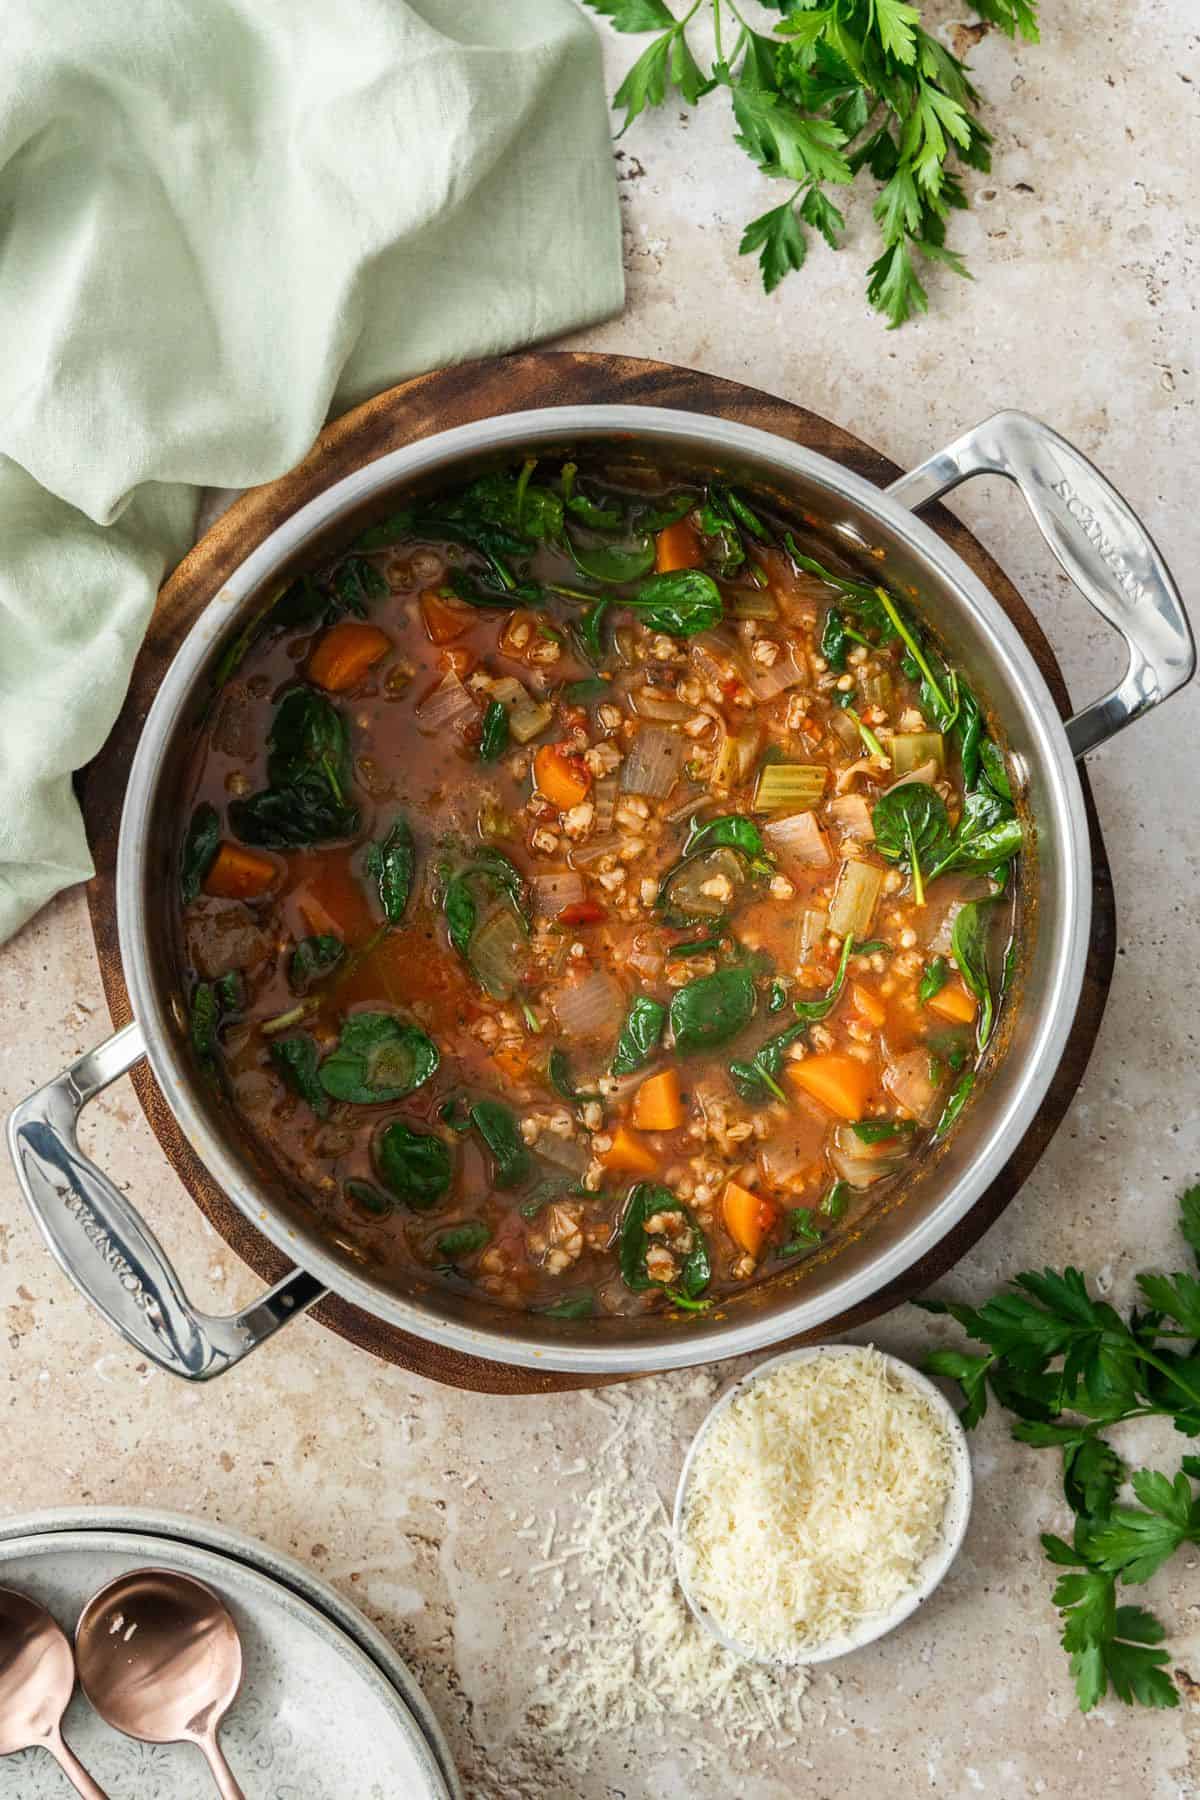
678;1347;954;1662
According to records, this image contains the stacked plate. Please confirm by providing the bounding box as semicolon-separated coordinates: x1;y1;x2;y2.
0;1508;460;1799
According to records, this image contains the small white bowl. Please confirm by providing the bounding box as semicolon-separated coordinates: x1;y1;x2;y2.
673;1344;973;1667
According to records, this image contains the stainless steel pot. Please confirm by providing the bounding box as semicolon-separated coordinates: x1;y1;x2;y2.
8;407;1193;1382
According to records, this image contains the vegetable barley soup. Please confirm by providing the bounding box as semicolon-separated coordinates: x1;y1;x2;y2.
175;455;1022;1320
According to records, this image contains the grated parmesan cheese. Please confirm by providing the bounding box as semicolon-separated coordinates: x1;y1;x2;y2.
678;1347;954;1662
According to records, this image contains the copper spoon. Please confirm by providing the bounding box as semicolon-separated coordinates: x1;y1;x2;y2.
76;1569;246;1799
0;1585;109;1798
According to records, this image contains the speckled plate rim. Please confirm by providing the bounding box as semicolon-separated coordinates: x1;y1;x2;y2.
0;1511;461;1798
672;1344;973;1667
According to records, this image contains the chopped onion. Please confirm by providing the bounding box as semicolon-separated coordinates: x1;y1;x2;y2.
758;1102;827;1189
886;761;939;791
711;722;763;788
829;1130;900;1190
510;696;553;745
797;907;828;958
631;684;692;723
620;724;686;798
592;775;618;833
829;710;861;752
551;970;625;1041
827;859;884;938
835;756;882;793
570;832;622;869
744;641;807;701
536;1134;590;1175
764;809;831;869
416;670;477;732
470;907;527;1001
828;794;875;840
664;846;743;917
883;1049;944;1126
532;870;586;918
488;675;527;706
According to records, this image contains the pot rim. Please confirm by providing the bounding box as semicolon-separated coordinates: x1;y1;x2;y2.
116;405;1090;1372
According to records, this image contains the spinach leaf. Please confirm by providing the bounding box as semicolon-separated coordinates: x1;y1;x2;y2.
479;698;510;763
850;1118;918;1144
929;805;1023;881
952;901;995;1047
467;463;564;544
352;509;416;553
230;688;359;848
441;848;530;977
682;812;773;874
560;465;623;531
520;1173;585;1217
228;775;359;849
190;982;219;1061
696;487;746;577
444;569;545;611
785;542;896;636
955;680;984;789
979;735;1013;801
628;569;722;637
728;1021;805;1103
619;1183;711;1300
934;1069;975;1139
777;1208;823;1258
270;1034;330;1119
872;785;953;903
611;997;668;1076
572;598;611;666
767;978;789;1012
669;967;756;1055
570;536;656;584
548;1047;600;1107
215;970;244;1014
345;1178;393;1216
289;934;345;992
919;955;949;1004
469;1098;533;1190
181;803;221;904
365;815;414;923
437;1222;490;1260
564;677;611;703
637;494;695;532
331;554;388;617
792;933;856;1024
820;608;849;672
375;1121;452;1210
676;935;724;959
318;1013;439;1104
538;1290;595;1320
820;1180;851;1222
727;489;769;541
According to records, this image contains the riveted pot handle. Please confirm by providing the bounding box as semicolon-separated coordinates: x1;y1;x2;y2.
6;1022;326;1381
886;410;1194;759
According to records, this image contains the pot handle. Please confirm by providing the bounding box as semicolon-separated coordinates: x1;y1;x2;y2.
886;409;1194;759
5;1022;326;1381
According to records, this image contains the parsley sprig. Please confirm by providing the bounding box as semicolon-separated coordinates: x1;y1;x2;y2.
921;1184;1200;1712
585;0;1040;326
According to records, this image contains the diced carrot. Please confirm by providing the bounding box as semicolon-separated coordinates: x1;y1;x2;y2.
599;1125;659;1176
204;842;278;901
308;620;391;692
493;1045;531;1083
420;588;473;645
655;518;704;573
632;1069;684;1133
721;1180;780;1259
786;1052;874;1121
534;744;591;811
927;979;978;1025
850;983;887;1028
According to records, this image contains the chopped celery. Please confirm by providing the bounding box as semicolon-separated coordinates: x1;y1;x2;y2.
797;907;828;957
754;762;827;812
890;731;945;776
509;697;553;744
827;859;884;939
730;587;779;620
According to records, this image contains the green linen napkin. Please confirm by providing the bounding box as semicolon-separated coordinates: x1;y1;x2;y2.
0;0;623;942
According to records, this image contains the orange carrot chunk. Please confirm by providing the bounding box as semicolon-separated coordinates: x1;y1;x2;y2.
721;1180;780;1259
204;842;279;901
308;620;391;692
632;1068;684;1133
599;1125;659;1176
655;518;704;573
420;588;473;646
927;980;978;1025
533;743;592;811
850;982;887;1028
786;1052;874;1121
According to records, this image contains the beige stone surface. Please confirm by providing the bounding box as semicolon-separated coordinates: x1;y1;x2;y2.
2;3;1199;1794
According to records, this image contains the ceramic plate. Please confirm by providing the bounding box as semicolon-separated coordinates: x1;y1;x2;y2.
0;1507;461;1799
0;1531;450;1799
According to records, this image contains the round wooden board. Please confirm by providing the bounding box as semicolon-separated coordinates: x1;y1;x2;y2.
80;351;1116;1394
